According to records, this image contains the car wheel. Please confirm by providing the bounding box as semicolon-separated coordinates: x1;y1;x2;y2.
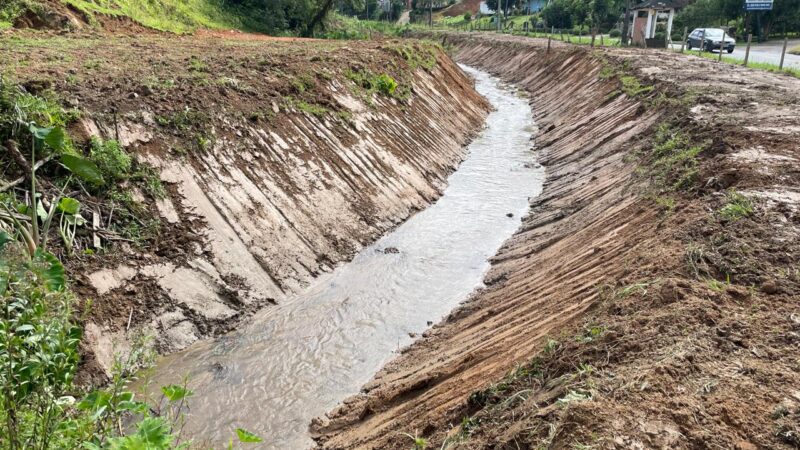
727;47;734;54
687;41;692;50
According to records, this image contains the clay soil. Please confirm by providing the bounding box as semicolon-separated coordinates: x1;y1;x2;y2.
312;34;800;449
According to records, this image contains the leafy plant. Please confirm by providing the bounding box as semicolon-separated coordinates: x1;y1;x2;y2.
57;196;86;254
0;241;80;450
375;73;398;96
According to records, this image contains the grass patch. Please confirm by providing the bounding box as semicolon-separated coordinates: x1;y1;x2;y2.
288;98;329;117
647;123;706;191
789;45;800;56
63;0;272;34
385;43;439;71
345;69;407;101
718;189;754;221
621;75;654;97
679;48;800;79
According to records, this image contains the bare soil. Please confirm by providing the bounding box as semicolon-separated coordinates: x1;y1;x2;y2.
312;34;800;449
1;30;489;384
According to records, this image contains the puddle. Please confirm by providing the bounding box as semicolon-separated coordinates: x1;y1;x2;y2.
143;66;545;448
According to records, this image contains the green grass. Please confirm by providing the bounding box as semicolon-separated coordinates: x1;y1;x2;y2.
676;48;800;79
788;45;800;56
718;190;754;221
647;123;706;191
63;0;271;33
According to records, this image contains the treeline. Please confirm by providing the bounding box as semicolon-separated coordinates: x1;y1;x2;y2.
336;0;407;21
522;0;799;40
674;0;800;40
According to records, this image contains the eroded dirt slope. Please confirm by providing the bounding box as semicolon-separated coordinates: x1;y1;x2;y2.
0;32;490;382
312;34;800;449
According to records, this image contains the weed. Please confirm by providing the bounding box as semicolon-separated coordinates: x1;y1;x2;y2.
718;190;754;221
89;137;131;181
617;281;651;298
654;196;676;213
576;326;605;343
196;134;213;152
706;278;726;292
400;431;428;449
189;56;208;73
460;416;479;436
620;75;654;97
556;390;592;406
288;98;329;117
543;338;560;354
685;242;710;278
375;73;398;96
386;43;439;71
647;123;706;191
345;69;406;101
155;109;207;130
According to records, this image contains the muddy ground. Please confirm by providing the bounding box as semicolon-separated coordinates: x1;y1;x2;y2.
312;34;800;449
0;29;490;383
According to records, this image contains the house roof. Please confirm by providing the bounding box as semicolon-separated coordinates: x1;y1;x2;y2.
631;0;691;9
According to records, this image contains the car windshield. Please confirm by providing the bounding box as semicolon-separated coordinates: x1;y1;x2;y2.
703;29;725;39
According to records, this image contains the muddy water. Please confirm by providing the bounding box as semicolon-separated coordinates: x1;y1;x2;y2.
146;67;544;448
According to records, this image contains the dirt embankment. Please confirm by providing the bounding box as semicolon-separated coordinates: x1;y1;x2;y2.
0;32;489;382
312;34;800;449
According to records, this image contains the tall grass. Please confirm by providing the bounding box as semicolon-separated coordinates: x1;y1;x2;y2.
63;0;270;33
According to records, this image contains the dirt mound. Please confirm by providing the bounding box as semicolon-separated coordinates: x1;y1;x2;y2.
441;0;484;17
11;0;84;30
312;34;800;449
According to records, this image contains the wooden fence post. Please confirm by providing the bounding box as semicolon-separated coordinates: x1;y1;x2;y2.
779;35;788;69
744;33;752;66
680;27;687;53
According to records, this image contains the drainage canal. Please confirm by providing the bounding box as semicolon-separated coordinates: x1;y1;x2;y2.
145;67;545;448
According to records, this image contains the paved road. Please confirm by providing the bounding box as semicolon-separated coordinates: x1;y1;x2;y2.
672;38;800;70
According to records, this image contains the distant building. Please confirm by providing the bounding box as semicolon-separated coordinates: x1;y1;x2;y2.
629;0;691;47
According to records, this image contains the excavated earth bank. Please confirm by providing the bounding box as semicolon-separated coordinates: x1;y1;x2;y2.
312;34;800;449
0;32;490;382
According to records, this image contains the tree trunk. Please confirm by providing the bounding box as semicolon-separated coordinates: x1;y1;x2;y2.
621;0;631;46
303;0;336;37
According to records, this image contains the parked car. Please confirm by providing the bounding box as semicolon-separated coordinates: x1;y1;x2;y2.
687;28;736;53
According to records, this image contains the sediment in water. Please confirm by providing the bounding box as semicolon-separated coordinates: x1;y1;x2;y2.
312;33;800;449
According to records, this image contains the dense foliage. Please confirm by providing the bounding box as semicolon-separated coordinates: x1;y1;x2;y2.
541;0;622;30
673;0;800;40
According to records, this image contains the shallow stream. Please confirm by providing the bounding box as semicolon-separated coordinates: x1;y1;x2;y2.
145;67;544;448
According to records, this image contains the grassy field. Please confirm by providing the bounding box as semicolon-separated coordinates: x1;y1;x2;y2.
62;0;268;33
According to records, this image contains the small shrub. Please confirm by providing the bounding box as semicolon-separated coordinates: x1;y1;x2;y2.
89;137;131;180
609;29;621;38
375;73;398;96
